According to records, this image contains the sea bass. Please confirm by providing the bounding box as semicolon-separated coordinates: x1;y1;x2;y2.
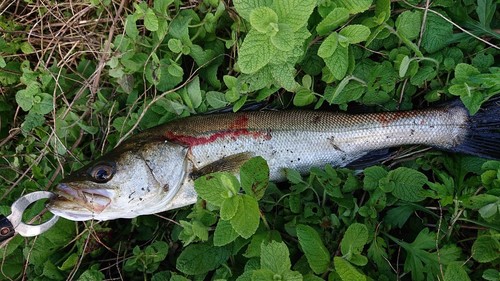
48;98;500;221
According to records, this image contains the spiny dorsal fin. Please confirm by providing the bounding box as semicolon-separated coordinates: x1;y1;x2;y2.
190;152;254;179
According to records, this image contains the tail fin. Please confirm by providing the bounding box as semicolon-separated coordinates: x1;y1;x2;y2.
452;96;500;160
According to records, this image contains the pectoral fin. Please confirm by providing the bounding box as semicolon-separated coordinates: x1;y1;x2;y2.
190;152;254;179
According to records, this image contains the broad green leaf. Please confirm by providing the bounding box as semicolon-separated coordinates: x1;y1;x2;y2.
206;91;228;108
336;0;372;14
334;257;367;281
444;262;471;281
176;243;230;275
233;0;273;21
125;14;139;39
270;24;295;51
221;196;240;220
324;44;348;80
270;63;298;91
482;269;500;281
316;8;350;36
296;225;330;274
399;55;411;77
0;56;6;68
293;89;315;106
194;172;240;207
76;265;105;281
318;32;338;59
186;76;202;108
421;13;453;53
240;156;269;200
154;0;173;14
31;92;54;115
454;63;480;80
339;25;371;44
214;219;240;246
261;241;291;274
230;194;260;238
476;0;495;27
252;269;275;280
340;223;369;256
472;235;500;263
272;0;316;31
249;7;278;33
238;30;274;74
395;11;423;40
363;166;388;191
388;167;428;202
144;8;159;31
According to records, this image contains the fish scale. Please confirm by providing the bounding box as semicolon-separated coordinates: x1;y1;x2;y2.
47;98;500;221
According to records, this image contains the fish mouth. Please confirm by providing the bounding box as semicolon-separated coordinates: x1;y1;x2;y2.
50;183;112;215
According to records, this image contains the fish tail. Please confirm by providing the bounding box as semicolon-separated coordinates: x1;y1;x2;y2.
451;96;500;160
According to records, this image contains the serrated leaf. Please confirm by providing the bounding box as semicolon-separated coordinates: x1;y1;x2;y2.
238;30;274;74
324;44;348;80
388;167;428;202
230;194;260;239
316;8;350;36
221;196;240;220
395;11;422;40
444;262;471;281
125;14;139;39
240;156;269;200
340;223;369;257
334;257;367;281
214;219;240;246
270;63;298;91
233;0;273;21
272;0;316;31
194;172;240;207
250;7;278;33
270;24;294;51
144;8;159;31
337;0;372;14
176;243;230;275
261;241;291;274
421;13;453;53
296;225;330;274
318;32;338;59
339;25;371;44
472;235;500;263
363;166;388;191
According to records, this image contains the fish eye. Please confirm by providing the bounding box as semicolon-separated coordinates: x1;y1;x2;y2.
89;164;115;183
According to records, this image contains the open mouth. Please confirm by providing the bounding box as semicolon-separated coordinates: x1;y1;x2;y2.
55;183;112;213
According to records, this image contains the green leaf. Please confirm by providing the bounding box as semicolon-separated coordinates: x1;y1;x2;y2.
249;7;278;33
214;219;240;246
176;243;230;275
125;14;139;39
363;166;388;191
31;92;54;115
240;156;270;200
270;63;298;91
272;0;316;31
336;0;372;14
444;262;471;281
233;0;273;21
252;269;275;280
388;167;428;202
230;194;260;239
206;91;228;108
144;8;159;31
293;88;315;106
221;196;240;220
270;24;295;51
472;235;500;263
334;257;367;281
339;25;371;44
399;55;411;77
194;172;240;207
316;8;350;36
0;56;6;68
318;32;338;59
340;223;369;257
261;241;291;274
186;76;202;108
324;44;348;80
238;30;274;74
395;11;423;40
296;225;330;274
476;0;495;27
482;269;500;281
421;13;453;53
76;265;105;281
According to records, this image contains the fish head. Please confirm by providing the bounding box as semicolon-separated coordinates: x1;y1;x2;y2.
48;137;191;221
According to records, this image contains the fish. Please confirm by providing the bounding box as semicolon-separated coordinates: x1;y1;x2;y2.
48;98;500;221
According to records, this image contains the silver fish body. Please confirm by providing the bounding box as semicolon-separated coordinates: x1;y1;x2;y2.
48;100;500;221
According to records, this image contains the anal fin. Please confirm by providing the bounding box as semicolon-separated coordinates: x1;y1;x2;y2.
190;152;254;179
